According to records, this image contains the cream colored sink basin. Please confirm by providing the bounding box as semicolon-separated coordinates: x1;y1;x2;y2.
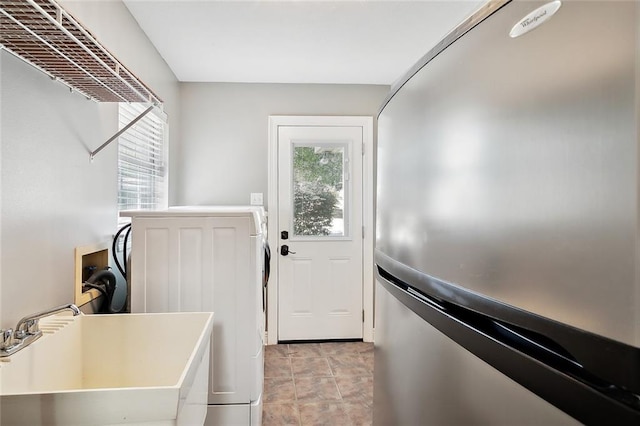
0;312;213;426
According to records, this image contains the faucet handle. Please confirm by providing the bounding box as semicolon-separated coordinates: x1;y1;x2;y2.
20;319;39;336
15;319;39;339
0;328;14;349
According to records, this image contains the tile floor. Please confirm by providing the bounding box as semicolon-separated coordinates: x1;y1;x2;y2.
262;341;374;426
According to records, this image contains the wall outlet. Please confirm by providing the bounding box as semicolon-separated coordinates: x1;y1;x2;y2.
250;192;263;205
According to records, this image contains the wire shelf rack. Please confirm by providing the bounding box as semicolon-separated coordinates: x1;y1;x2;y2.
0;0;162;104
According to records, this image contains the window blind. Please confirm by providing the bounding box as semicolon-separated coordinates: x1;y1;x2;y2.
118;103;167;212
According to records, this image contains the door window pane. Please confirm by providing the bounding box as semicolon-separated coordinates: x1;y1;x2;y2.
292;143;348;237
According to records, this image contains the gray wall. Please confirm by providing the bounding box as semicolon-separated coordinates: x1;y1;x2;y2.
0;1;179;328
0;1;388;329
61;0;182;205
1;52;118;327
175;83;389;206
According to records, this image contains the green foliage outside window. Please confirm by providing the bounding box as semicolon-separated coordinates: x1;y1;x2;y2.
293;146;344;236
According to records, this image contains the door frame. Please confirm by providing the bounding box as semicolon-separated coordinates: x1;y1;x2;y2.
267;116;374;344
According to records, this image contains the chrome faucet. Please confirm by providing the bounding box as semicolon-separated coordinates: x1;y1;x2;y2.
0;303;81;357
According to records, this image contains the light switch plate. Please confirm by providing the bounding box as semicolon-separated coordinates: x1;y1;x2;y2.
250;193;263;205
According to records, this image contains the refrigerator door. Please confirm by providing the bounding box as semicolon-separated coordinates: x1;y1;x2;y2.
375;0;640;423
377;0;639;348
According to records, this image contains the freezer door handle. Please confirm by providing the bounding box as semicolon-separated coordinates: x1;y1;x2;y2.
398;272;583;373
377;265;640;424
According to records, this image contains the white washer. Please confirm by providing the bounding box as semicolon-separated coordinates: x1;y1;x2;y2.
122;206;266;425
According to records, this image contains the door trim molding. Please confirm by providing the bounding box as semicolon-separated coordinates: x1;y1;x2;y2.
267;116;374;344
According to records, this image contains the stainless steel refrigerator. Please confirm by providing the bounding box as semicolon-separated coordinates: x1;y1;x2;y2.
374;0;640;424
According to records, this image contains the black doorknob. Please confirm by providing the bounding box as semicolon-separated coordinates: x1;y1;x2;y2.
280;245;296;256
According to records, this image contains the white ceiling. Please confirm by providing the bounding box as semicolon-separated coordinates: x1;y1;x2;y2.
123;0;484;86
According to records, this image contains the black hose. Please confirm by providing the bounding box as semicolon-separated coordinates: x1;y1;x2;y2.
122;225;132;278
82;282;109;302
112;223;131;277
83;268;123;314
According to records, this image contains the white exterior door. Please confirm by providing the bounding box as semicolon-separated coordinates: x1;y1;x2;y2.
277;125;364;340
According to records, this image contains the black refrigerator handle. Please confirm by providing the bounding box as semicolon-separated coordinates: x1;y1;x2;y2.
377;266;640;426
402;284;583;372
375;250;640;395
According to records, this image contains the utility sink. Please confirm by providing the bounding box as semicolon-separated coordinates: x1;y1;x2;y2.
0;312;213;426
